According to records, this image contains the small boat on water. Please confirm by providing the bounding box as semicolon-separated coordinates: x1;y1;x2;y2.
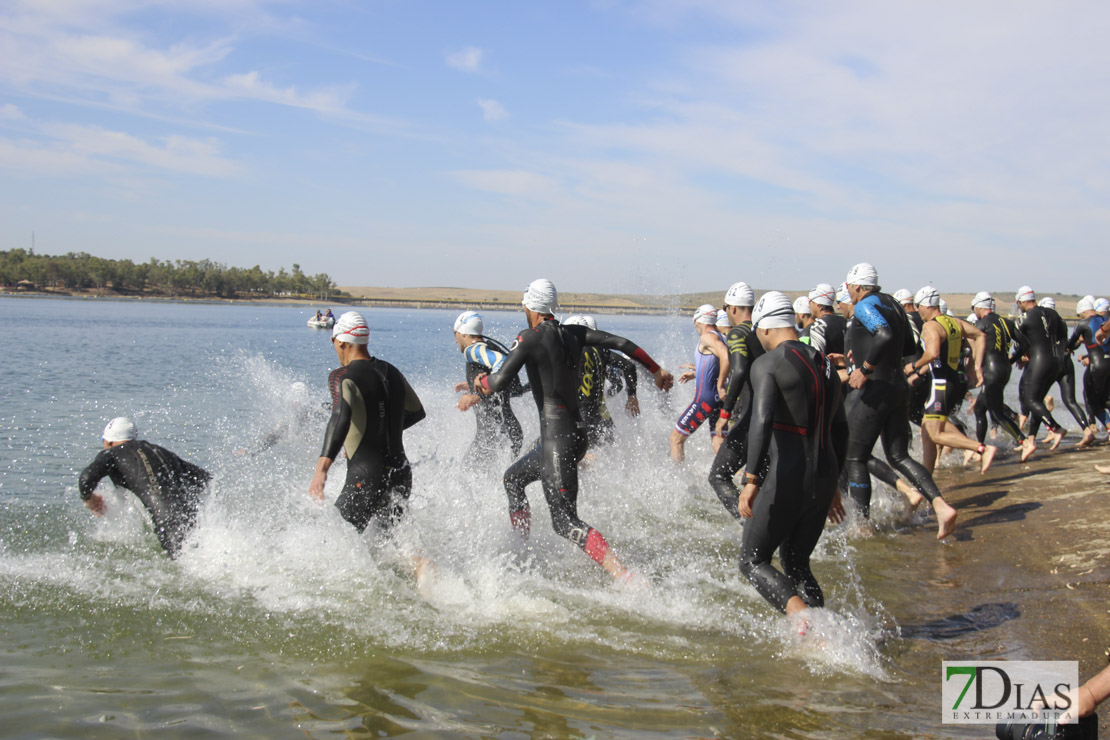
307;315;335;329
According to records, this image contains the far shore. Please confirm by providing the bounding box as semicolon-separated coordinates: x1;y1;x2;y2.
1;285;1089;317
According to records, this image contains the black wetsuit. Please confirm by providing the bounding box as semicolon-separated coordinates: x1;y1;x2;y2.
480;318;661;563
844;291;944;517
905;311;930;426
808;312;847;355
1052;316;1090;431
321;358;426;532
78;440;210;557
738;340;847;613
973;312;1026;445
462;337;527;462
707;320;765;517
1016;306;1068;437
578;347;637;447
1070;315;1110;429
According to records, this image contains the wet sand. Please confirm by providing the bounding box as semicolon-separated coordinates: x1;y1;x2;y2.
890;436;1110;735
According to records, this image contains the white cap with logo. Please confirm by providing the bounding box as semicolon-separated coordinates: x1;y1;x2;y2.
103;417;137;443
332;311;370;345
754;291;798;329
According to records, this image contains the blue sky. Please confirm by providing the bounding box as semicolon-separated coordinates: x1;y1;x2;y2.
2;1;1106;296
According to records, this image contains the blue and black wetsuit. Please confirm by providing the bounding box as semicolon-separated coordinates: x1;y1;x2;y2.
707;320;765;517
1016;306;1068;437
844;291;944;517
321;358;425;532
738;340;847;613
974;311;1027;445
1070;315;1110;429
462;337;527;462
479;319;662;564
78;440;210;557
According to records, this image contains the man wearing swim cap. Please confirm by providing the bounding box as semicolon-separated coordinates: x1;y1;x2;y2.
806;283;847;355
842;263;958;540
78;417;211;557
310;311;427;532
793;296;813;340
1068;297;1110;442
671;304;731;462
474;279;674;580
708;281;766;516
452;310;528;464
968;292;1034;460
735;291;847;623
1014;287;1074;450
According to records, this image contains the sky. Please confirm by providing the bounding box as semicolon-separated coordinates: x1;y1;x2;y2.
2;0;1107;296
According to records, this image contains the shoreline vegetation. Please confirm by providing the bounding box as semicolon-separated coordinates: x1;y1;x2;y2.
1;248;1085;316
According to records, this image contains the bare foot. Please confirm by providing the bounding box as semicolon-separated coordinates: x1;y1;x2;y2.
1078;426;1096;449
1048;429;1065;451
979;445;998;474
933;498;958;540
1095;464;1110;475
896;478;924;509
962;449;979;467
1020;438;1036;463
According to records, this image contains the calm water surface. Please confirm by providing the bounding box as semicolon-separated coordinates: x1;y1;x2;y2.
0;296;1069;738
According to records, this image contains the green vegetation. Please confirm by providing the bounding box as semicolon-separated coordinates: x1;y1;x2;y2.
0;249;342;300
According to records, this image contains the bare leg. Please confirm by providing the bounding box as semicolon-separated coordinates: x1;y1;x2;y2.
923;419;997;473
669;429;687;462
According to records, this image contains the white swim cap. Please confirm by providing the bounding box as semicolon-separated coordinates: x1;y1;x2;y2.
332;311;370;345
1039;297;1055;310
1081;294;1096;307
836;282;851;304
716;309;731;328
581;315;597;330
724;281;755;307
914;285;941;308
563;314;588;327
940;299;951;315
792;296;811;315
966;313;977;323
846;262;878;287
892;288;914;304
694;304;718;325
1076;297;1094;314
102;417;137;442
809;283;836;307
453;310;484;336
971;291;993;309
522;278;558;315
1015;285;1035;302
1096;298;1110;313
753;291;798;330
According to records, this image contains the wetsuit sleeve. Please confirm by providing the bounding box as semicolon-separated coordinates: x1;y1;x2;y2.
582;329;660;374
465;343;507;372
482;332;532;395
721;327;754;412
606;351;638;397
810;318;828;353
78;449;118;501
743;358;776;482
1008;318;1029;361
401;374;426;429
1068;322;1087;352
178;458;211;487
853;297;895;368
320;368;352;461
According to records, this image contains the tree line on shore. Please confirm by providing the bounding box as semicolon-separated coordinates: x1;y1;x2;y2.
0;248;343;300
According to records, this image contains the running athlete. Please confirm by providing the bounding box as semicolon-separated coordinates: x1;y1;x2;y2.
708;282;765;516
453;311;528;464
842;263;958;540
1069;297;1110;439
736;292;847;619
807;283;847;355
310;312;426;532
905;286;997;473
78;417;210;557
970;292;1035;461
475;279;673;579
1014;286;1077;450
1047;296;1096;448
564;315;639;448
671;304;730;462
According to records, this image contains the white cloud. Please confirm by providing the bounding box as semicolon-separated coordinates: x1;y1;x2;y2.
445;46;483;73
477;99;507;122
449;169;560;200
0;104;25;120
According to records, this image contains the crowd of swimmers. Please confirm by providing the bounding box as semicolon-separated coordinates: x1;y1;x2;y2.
77;267;1110;729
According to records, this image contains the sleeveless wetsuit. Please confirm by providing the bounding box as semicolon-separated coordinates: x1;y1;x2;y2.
708;320;765;517
738;341;847;613
321;358;426;532
1016;306;1066;437
844;291;944;517
973;312;1026;444
675;331;725;437
79;440;210;557
480;319;661;563
463;337;526;462
1070;315;1110;429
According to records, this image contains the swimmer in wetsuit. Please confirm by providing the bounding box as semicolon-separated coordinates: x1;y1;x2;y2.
806;283;848;356
842;263;958;540
906;286;998;473
970;292;1035;461
707;281;765;517
671;304;731;461
309;311;426;533
78;417;210;558
736;292;847;618
1069;296;1110;440
564;315;639;449
1014;286;1079;450
475;279;674;580
452;311;528;464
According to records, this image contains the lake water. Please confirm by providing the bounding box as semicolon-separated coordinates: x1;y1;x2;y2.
0;296;1086;739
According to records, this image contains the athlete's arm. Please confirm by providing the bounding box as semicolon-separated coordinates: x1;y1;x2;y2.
401;375;426;429
1098;321;1110;344
178;458;211;488
741;359;776;502
478;332;531;396
848;296;893;388
606;351;638;398
958;318;987;387
1068;322;1087;352
78;449;117;515
905;322;942;380
810;317;828;353
312;370;352;500
702;331;732;399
